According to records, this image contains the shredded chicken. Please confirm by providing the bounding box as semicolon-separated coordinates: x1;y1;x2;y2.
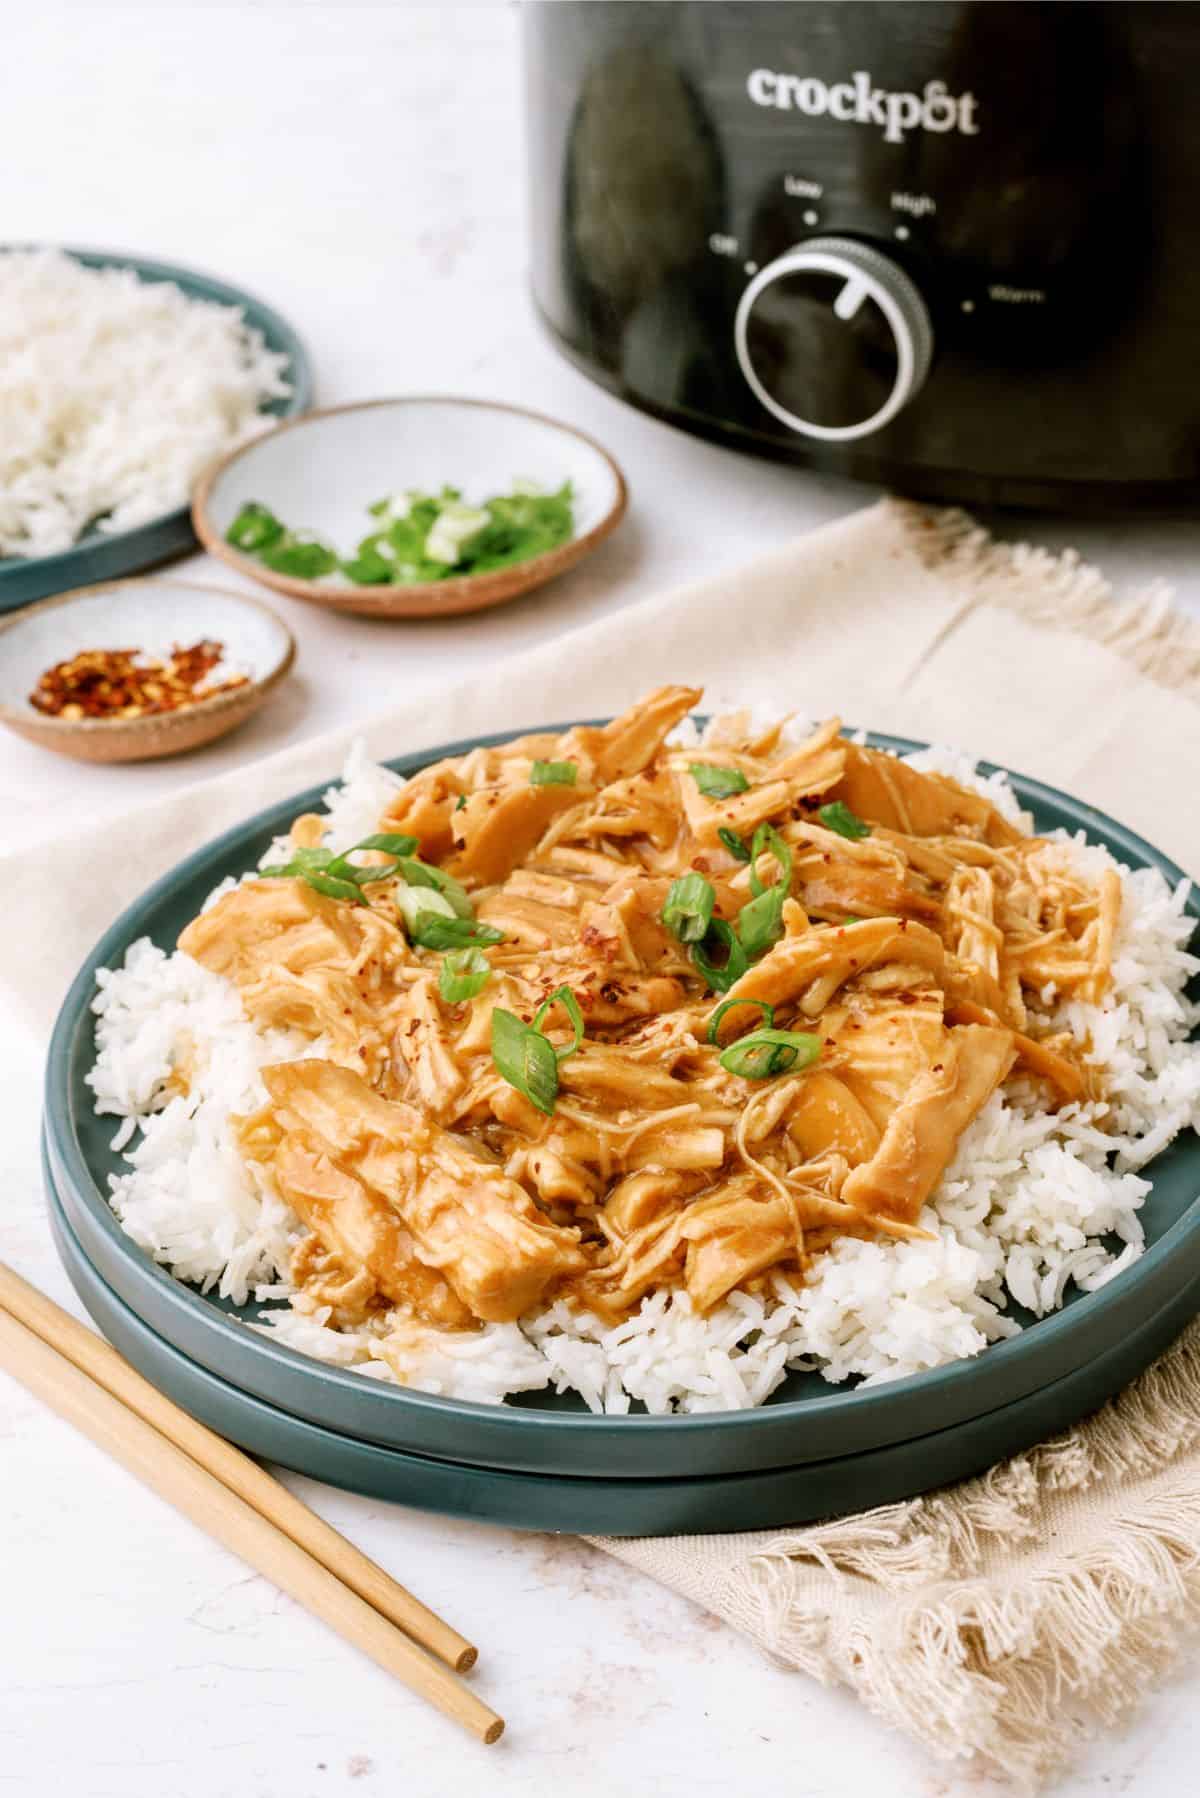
179;689;1119;1339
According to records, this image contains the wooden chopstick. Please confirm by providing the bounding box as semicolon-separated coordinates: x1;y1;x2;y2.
0;1271;503;1745
0;1261;475;1672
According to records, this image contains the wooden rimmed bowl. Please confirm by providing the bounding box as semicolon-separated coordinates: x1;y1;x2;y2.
0;578;295;763
191;396;628;619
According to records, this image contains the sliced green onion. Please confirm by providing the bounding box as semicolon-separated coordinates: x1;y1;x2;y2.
259;846;335;880
261;831;421;904
339;833;419;858
818;801;871;841
438;947;492;1003
736;886;787;960
661;873;715;945
301;870;367;904
340;538;398;586
530;760;578;788
719;1029;822;1080
265;829;483;929
491;984;584;1114
454;794;468;812
260;532;340;580
408;913;504;951
226;501;284;553
728;821;792;959
285;845;337;870
748;822;792;897
689;763;750;801
260;845;380;903
706;998;775;1044
396;883;455;926
395;857;473;918
259;849;365;905
491;1009;560;1115
531;985;585;1059
690;919;749;994
718;827;751;864
324;833;420;886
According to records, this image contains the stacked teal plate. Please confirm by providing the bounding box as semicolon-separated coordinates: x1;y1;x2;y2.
44;1166;1200;1534
42;726;1200;1531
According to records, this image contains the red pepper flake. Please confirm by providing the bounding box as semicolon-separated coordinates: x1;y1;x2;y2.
29;640;249;720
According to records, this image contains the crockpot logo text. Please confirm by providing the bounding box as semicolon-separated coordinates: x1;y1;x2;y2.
747;69;979;144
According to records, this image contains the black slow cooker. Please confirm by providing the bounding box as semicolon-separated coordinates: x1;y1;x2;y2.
523;1;1200;510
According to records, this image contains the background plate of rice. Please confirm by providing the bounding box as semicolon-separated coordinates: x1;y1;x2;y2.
0;246;313;611
43;723;1200;1482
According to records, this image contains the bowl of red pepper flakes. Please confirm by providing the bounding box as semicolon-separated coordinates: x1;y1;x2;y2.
0;577;295;763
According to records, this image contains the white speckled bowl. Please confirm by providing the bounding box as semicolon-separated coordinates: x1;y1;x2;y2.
192;396;628;618
0;578;295;763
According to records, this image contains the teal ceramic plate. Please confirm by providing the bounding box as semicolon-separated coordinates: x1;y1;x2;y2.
45;1163;1200;1534
43;725;1200;1480
0;247;313;612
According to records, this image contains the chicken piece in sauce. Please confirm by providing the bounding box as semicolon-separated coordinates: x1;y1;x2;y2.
259;1061;586;1323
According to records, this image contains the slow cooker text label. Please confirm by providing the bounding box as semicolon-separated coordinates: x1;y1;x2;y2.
747;70;979;144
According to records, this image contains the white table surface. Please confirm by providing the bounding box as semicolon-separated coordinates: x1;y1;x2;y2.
4;8;1200;1796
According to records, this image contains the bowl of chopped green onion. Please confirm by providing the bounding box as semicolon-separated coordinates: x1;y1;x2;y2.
192;395;627;618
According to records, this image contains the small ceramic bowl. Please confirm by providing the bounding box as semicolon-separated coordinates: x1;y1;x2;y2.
0;578;295;763
192;396;628;619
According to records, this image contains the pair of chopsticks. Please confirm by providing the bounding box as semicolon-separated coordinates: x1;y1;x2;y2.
0;1261;504;1745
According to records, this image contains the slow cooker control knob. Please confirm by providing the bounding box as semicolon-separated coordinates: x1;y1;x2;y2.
734;236;933;442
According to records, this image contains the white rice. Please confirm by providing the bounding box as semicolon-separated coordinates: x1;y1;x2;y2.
89;941;302;1303
86;724;1200;1413
0;248;291;557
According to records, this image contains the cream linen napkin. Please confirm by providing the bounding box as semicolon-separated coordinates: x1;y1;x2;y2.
6;499;1200;1784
